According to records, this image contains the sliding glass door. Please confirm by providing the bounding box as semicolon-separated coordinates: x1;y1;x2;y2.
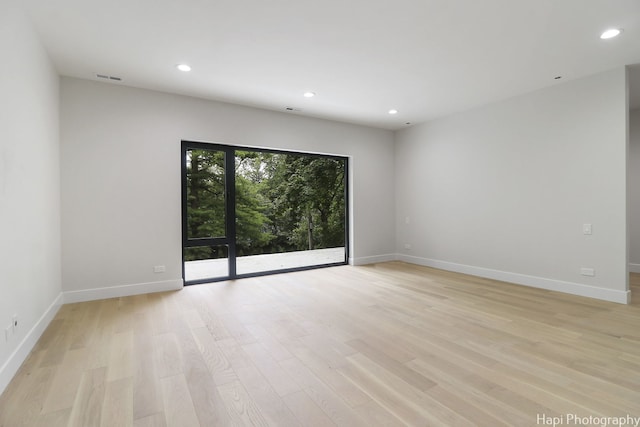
182;142;348;284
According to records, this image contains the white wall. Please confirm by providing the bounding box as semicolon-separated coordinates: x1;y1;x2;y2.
395;68;629;303
60;78;395;300
630;109;640;272
0;1;62;393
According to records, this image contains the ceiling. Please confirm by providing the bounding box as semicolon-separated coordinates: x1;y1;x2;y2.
22;0;640;130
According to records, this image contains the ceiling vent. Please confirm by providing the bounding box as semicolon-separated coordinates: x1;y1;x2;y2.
95;73;123;82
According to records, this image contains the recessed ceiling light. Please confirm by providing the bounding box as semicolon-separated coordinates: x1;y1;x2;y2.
303;92;316;98
388;109;398;115
176;64;192;72
600;29;622;39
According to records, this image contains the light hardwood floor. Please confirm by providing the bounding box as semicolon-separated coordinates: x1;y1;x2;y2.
1;262;639;426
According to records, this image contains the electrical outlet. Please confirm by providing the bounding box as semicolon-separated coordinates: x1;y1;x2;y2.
153;265;166;273
4;325;11;342
580;268;595;277
404;243;411;250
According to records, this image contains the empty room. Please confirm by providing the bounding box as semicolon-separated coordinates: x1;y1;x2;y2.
1;0;640;426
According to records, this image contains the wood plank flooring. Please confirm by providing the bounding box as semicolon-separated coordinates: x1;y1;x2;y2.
1;262;639;426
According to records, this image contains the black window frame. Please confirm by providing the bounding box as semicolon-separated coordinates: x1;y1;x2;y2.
181;140;349;284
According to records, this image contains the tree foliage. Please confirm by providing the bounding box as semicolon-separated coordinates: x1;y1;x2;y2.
186;149;345;260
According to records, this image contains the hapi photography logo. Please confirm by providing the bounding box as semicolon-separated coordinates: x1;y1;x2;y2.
537;414;640;427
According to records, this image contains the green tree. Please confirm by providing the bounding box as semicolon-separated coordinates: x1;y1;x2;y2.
185;149;226;260
186;148;346;260
266;155;345;251
234;151;273;255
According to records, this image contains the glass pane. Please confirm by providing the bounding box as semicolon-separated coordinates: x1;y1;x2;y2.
186;149;226;239
184;245;229;281
234;151;346;275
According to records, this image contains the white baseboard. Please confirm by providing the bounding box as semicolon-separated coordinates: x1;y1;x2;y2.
63;279;184;304
398;254;630;304
629;263;640;274
350;253;398;266
0;292;63;395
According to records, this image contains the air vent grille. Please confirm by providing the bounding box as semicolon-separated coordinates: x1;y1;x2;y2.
95;73;123;82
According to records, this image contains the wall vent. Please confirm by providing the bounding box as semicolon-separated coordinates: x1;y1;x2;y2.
95;73;123;82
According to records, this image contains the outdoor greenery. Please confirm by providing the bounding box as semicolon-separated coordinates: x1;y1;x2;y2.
185;149;345;261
